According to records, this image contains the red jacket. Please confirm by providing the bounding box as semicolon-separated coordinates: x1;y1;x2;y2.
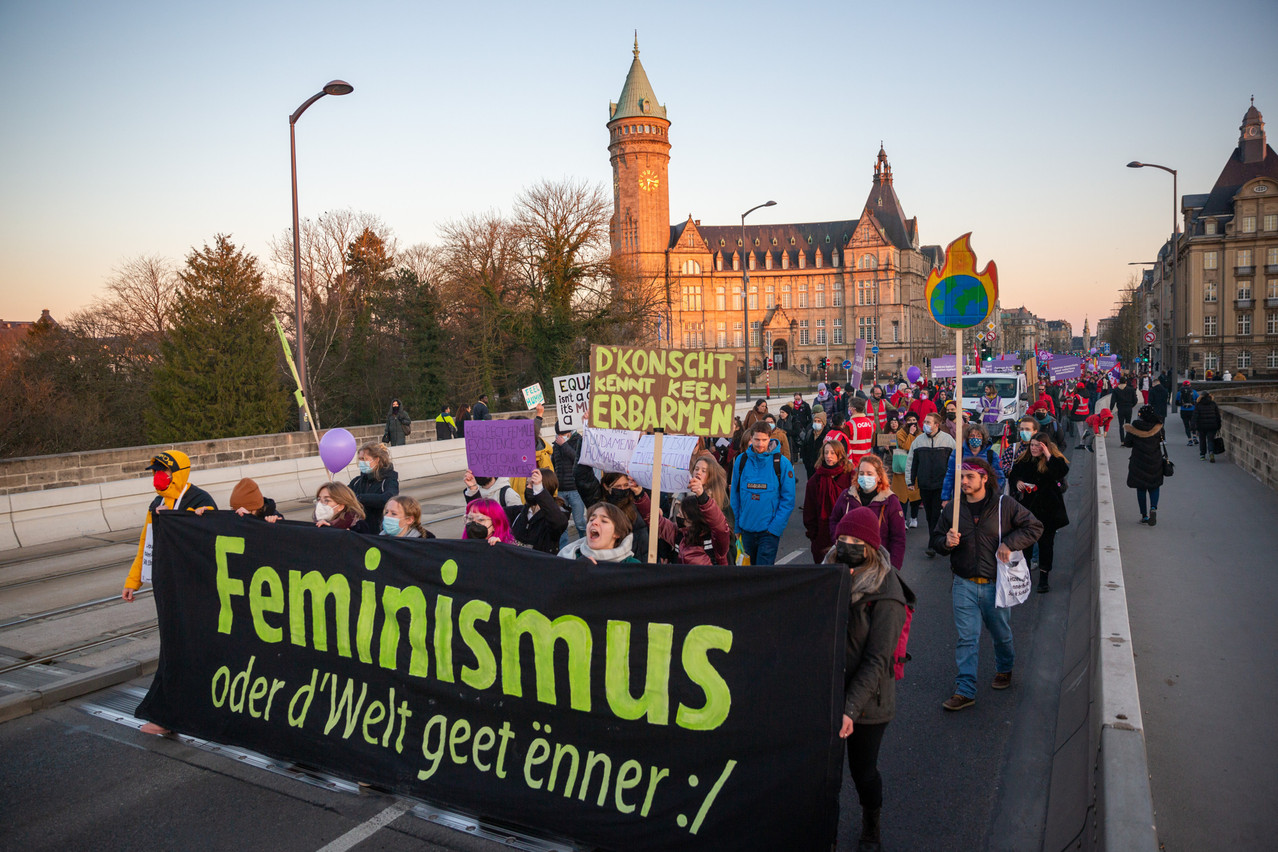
866;398;891;431
677;493;731;565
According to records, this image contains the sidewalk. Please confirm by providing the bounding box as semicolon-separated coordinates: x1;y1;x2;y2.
1104;424;1278;849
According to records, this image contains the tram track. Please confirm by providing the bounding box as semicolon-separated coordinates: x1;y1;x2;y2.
0;623;158;676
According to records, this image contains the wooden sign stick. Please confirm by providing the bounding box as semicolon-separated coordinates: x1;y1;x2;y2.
647;429;664;564
953;328;964;531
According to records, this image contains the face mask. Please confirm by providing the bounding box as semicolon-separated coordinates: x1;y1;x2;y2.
357;460;372;475
382;517;402;536
946;412;957;421
835;542;867;566
920;393;929;400
922;423;934;435
607;487;630;504
314;502;335;522
1019;429;1034;442
465;521;490;539
1036;413;1050;423
857;474;877;491
152;470;172;492
968;438;983;451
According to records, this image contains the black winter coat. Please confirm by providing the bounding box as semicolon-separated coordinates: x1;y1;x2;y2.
384;405;411;446
1123;420;1165;490
1008;453;1071;531
1112;385;1139;414
511;488;570;554
929;491;1043;581
349;470;400;532
1194;398;1221;433
552;435;580;493
843;564;913;725
1149;384;1170;419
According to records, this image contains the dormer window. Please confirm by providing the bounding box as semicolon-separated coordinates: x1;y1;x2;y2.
1205;220;1217;235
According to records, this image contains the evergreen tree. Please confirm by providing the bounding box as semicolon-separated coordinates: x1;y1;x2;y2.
148;235;288;442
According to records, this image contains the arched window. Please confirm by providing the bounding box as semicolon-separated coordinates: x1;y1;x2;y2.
860;254;878;269
681;259;702;275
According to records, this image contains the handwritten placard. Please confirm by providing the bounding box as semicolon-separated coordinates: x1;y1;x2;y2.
521;383;545;410
579;427;641;474
553;373;590;431
464;419;536;477
590;345;737;437
627;434;699;493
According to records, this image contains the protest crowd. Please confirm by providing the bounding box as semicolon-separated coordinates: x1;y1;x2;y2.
121;346;1179;851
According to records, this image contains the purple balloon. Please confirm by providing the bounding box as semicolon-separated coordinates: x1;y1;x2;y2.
318;427;357;474
906;365;922;384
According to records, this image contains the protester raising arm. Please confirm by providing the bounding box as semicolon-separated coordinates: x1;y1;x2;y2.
678;462;732;565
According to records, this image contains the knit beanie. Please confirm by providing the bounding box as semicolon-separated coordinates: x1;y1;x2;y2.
229;478;264;512
834;506;881;550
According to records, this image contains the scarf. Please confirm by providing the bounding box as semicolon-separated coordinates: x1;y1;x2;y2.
564;533;635;563
812;464;845;523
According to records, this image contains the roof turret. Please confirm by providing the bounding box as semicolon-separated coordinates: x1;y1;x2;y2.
609;34;667;122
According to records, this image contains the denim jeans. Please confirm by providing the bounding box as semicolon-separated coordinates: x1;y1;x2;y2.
952;576;1014;698
739;529;781;566
558;489;587;550
1136;487;1160;516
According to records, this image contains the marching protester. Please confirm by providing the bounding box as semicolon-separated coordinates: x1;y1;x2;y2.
1112;374;1139;436
1123;404;1167;526
907;412;956;557
846;397;876;468
941;400;960;439
676;459;732;565
728;422;796;566
511;468;570;553
830;454;907;570
313;482;372;533
1031;404;1060;446
552;428;586;546
1008;434;1070;593
462;498;516;545
229;477;282;522
906;386;937;422
803;410;828;476
350;442;400;532
380;495;433;538
776;404;799;461
1149;377;1170;422
383;398;412;446
471;392;492;421
790;392;814;461
1175;381;1198;445
866;385;892;432
557;503;640;564
1000;416;1039;474
1195;391;1222;462
435;404;458;440
463;468;525;516
763;413;792;460
600;471;676;562
941;423;1006;502
828;506;914;852
1067;382;1091;449
891;413;922;528
803;440;854;562
932;457;1043;710
743;398;770;432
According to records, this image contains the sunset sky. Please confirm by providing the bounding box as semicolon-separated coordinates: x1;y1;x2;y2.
2;0;1275;336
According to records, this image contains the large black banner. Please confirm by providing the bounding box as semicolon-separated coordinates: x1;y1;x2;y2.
139;513;849;851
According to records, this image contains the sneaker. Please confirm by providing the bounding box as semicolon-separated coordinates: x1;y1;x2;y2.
1076;444;1085;450
925;548;936;558
1209;454;1215;463
1187;439;1195;446
1037;573;1050;593
1148;508;1157;527
1139;516;1150;524
908;518;918;529
992;672;1013;690
942;694;975;711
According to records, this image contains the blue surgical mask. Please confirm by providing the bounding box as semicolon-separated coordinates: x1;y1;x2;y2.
968;438;983;451
922;423;934;435
357;460;372;475
381;516;402;536
857;474;877;491
1019;429;1034;442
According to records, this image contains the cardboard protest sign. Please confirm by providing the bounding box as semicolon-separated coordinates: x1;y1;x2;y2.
580;427;641;474
521;383;545;410
590;346;737;437
464;419;536;477
930;355;958;378
627;434;698;493
1048;356;1084;381
139;513;850;852
553;373;591;431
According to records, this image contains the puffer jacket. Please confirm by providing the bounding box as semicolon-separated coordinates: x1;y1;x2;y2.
1194;398;1221;433
1124;420;1166;490
823;546;914;725
551;434;580;493
929;491;1043;581
906;428;955;491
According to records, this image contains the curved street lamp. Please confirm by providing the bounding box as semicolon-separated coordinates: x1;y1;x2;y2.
741;200;776;400
291;80;354;430
1127;161;1179;385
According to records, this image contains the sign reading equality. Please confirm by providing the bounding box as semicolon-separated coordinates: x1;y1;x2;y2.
553;373;591;431
137;513;849;852
589;345;737;437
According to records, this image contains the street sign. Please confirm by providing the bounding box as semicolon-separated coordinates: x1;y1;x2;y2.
870;345;880;354
976;332;986;341
986;320;996;331
1144;321;1155;332
764;357;774;370
985;329;996;340
1143;330;1157;344
841;359;852;370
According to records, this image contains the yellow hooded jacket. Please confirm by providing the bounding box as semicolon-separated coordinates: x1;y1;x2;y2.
124;450;217;590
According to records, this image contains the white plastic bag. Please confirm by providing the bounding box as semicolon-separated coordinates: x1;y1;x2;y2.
995;496;1031;607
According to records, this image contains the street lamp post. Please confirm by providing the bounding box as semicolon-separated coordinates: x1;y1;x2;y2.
740;200;776;401
1127;161;1178;383
291;79;354;431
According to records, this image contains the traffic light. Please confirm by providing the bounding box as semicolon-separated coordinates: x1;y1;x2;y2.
818;356;827;371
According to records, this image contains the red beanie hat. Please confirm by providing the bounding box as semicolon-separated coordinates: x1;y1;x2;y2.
834;506;881;551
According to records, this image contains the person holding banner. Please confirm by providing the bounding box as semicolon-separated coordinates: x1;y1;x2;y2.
557;503;640;564
907;413;956;557
463;469;524;516
461;499;515;545
313;482;372;533
122;450;217;602
729;422;796;566
380;496;433;538
824;507;913;852
350;442;400;533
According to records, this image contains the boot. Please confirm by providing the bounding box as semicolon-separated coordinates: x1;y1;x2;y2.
1037;570;1050;593
858;806;882;851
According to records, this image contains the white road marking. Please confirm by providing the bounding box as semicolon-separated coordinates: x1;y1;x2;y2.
776;548;806;564
316;800;412;852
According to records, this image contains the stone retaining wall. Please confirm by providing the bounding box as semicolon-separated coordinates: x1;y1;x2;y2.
0;410;557;497
1220;402;1278;491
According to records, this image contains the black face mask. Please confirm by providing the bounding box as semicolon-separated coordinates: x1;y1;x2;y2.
835;542;867;566
946;412;957;421
607;487;631;504
465;521;490;539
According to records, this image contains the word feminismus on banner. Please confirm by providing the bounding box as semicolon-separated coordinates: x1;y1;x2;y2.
137;513;849;852
590;345;737;437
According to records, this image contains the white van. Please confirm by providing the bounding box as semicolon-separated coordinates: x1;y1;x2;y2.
958;373;1029;438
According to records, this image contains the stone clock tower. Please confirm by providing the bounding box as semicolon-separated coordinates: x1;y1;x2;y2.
608;37;671;282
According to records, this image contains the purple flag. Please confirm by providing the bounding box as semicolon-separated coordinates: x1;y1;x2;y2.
850;339;867;388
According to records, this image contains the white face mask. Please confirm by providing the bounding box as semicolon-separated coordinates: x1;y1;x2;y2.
314;502;335;522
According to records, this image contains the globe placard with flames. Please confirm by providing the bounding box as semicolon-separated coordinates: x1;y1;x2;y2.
926;233;999;329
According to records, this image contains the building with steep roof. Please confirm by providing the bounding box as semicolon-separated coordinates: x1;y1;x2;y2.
1171;100;1278;377
607;41;948;383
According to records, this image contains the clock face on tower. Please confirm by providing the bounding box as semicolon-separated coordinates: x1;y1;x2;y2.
638;169;659;192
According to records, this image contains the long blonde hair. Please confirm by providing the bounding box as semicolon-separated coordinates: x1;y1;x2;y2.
316;482;366;520
386;495;426;536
